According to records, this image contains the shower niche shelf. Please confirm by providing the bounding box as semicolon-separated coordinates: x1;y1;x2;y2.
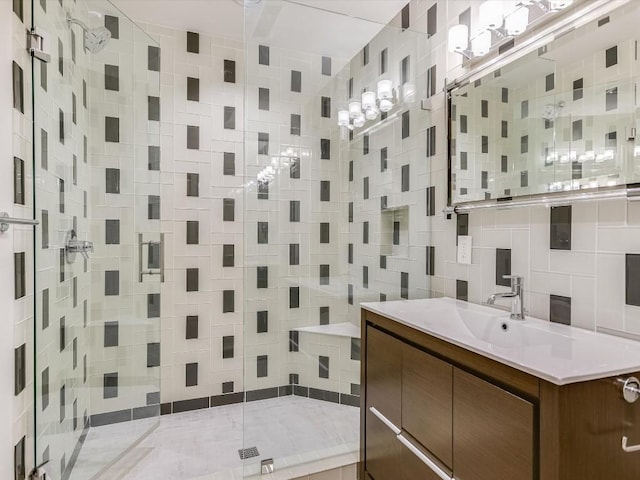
380;205;409;259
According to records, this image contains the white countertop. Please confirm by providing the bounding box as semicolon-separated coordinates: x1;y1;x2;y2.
294;322;361;339
361;297;640;385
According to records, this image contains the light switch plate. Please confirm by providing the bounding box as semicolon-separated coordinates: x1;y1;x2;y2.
457;235;472;264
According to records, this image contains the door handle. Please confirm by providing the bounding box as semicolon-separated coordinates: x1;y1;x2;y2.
368;406;401;435
397;434;453;480
622;436;640;453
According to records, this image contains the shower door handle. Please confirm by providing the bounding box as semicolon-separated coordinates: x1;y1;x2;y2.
28;28;51;63
138;233;164;283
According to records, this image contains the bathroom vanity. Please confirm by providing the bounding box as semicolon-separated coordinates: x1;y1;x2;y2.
360;298;640;480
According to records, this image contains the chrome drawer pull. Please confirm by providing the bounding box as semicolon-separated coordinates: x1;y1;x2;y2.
397;434;453;480
622;436;640;453
368;406;401;435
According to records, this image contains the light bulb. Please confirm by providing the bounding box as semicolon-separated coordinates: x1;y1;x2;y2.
379;99;393;113
548;0;573;10
479;1;505;30
353;113;365;128
362;91;376;112
365;108;378;121
348;101;361;118
377;80;394;100
338;110;350;127
448;24;469;53
471;30;491;56
505;6;529;35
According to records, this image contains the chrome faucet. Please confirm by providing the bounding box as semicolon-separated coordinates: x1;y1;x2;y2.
487;275;525;320
65;230;94;262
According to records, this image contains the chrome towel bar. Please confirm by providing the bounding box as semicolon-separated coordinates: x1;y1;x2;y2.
0;212;39;233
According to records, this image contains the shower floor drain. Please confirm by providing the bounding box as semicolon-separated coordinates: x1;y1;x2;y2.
238;446;260;460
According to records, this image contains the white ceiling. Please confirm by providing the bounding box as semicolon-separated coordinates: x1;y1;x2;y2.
111;0;408;58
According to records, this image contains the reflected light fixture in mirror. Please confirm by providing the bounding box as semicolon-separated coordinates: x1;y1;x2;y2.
448;0;574;59
338;79;402;130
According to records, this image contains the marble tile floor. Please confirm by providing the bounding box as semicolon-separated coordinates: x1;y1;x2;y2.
70;396;360;480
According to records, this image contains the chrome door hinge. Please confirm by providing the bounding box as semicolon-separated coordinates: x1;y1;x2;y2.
29;460;50;480
27;28;51;63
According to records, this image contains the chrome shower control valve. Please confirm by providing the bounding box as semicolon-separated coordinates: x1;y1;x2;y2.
618;376;640;404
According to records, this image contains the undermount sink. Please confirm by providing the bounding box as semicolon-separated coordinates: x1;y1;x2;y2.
361;296;640;385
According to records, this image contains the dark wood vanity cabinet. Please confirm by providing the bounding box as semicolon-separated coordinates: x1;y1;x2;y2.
361;308;640;480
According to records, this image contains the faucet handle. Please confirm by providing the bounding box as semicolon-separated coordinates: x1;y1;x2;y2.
502;275;523;287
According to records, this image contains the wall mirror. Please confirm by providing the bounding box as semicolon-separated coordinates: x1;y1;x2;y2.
448;0;640;210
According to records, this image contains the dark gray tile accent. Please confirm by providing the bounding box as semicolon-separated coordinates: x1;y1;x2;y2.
501;155;508;173
14;344;25;395
14;252;25;299
521;171;529;188
341;393;360;407
223;152;235;175
363;177;369;199
223;198;235;221
348;202;354;222
606;87;618;111
257;222;268;244
573;78;583;100
257;180;269;199
521;100;529;118
572;161;582;180
309;388;339;404
187;32;199;53
279;385;293;396
105;271;119;296
13;62;24;113
105;168;120;194
550;294;571;325
42;289;49;329
380;147;388;171
401;56;410;85
401;3;410;29
481;135;488;153
186;268;199;292
520;135;528;154
105;15;119;39
289;331;299;352
426;246;435;276
222;245;236;267
223;290;235;313
606;131;617;149
321;96;331;118
13;0;23;20
290;114;301;135
148;46;161;71
348;284;354;305
257;266;268;288
186;316;199;339
606;45;618;68
288;157;300;179
104;322;118;347
456;280;468;302
393;222;400;245
148;195;160;219
401;165;410;192
258;87;269;110
380;48;388;74
133;405;160;420
460;115;467;133
380;254;387;269
363;43;369;65
247;388;278;402
502;87;509;103
481;171;488;189
148;243;160;269
14;437;25;480
572;119;583;141
363;221;369;244
91;409;131;426
257;355;268;378
222;382;234;394
186;172;199;197
224;106;236;129
351;338;361;362
293;385;309;397
550;205;572;250
13;157;24;205
481;99;488;117
626;254;640;306
105;116;119;142
426;126;436;157
258;45;269;65
320;306;329;325
322;56;331;76
72;154;77;184
187;77;199;101
319;356;329;379
103;372;118;399
186;220;199;245
321;138;330;159
362;265;368;288
381;195;388;211
290;286;300;308
501;120;508;138
58;39;63;76
291;70;302;92
257;311;268;333
173;397;209;413
289;243;300;265
40;129;48;170
426;186;436;216
598;16;610;26
147;343;160;367
224;60;236;83
187;125;199;149
320;264;330;285
320;223;330;243
186;363;198;386
40;61;47;92
59;249;65;282
160;403;172;415
320;180;330;201
289;200;300;222
496;249;512;287
258;132;269;154
211;392;244;406
545;73;555;91
402;111;410;138
348;243;354;264
401;272;409;299
148;293;160;318
105;64;119;91
41;367;49;410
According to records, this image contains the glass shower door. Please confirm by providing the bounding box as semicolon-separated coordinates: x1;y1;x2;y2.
32;0;161;478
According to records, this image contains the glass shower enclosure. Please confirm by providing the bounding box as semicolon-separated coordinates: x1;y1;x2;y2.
31;0;161;478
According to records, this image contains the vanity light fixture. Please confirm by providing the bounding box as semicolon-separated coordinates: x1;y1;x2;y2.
338;79;408;130
448;0;573;59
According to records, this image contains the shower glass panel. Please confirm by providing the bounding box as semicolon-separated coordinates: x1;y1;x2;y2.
242;2;431;477
32;0;161;478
